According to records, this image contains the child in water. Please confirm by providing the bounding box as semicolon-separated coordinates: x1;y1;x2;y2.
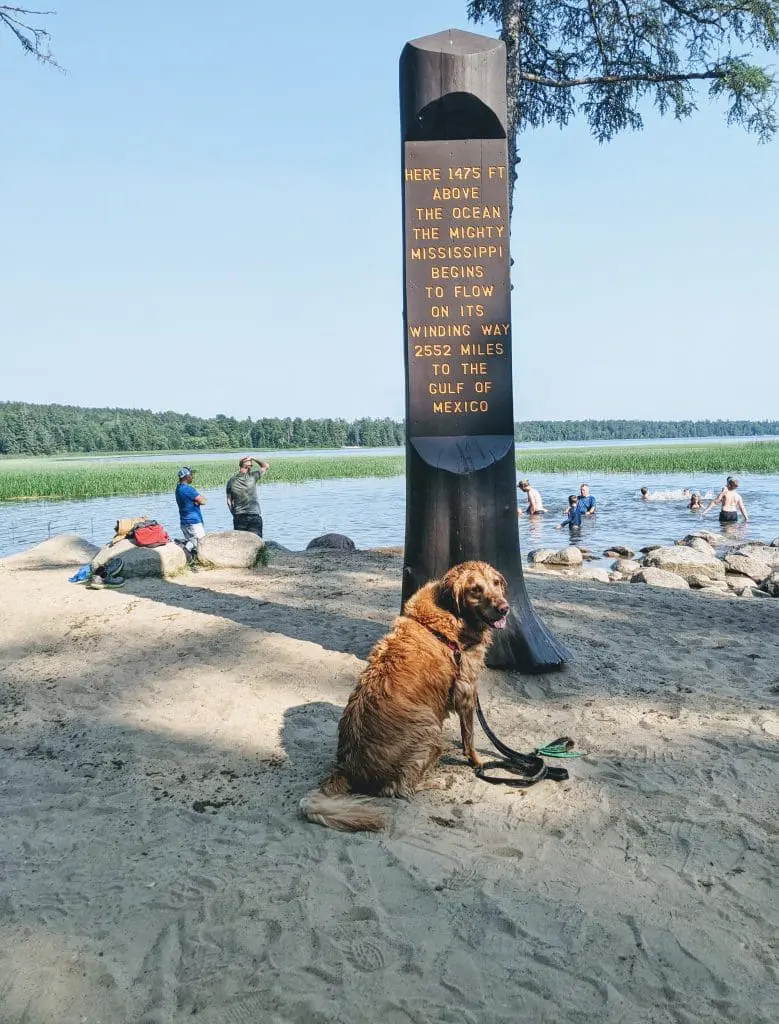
556;495;583;531
688;493;702;511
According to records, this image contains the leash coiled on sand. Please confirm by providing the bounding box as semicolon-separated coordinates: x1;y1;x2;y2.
474;695;583;787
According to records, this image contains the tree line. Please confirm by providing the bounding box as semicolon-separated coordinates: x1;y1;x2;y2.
0;403;776;457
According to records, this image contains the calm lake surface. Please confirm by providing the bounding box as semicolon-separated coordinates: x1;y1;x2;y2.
1;470;777;563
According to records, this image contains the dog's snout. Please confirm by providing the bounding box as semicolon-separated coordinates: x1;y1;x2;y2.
497;600;509;614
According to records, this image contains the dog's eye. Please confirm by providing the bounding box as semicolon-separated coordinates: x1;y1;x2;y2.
468;585;483;596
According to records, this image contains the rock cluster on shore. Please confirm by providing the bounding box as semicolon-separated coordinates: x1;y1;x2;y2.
528;533;779;598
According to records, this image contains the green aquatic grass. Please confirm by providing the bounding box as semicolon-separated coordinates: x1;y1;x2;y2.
0;455;406;501
515;441;779;475
0;441;776;501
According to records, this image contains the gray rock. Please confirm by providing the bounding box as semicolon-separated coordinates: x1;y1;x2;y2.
678;536;716;556
760;570;779;597
630;568;690;590
196;531;266;568
577;566;611;583
726;574;757;595
611;558;642;576
643;545;725;581
772;537;779;547
603;545;634;558
723;552;772;583
2;533;99;570
527;548;556;565
544;546;584;568
306;533;356;552
263;539;291;552
734;545;779;568
684;531;722;548
639;545;663;555
687;574;729;590
91;538;187;578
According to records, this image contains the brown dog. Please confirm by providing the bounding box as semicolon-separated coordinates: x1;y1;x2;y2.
300;561;509;831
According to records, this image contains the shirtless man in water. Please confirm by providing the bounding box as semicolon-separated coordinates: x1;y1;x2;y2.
704;476;749;523
517;479;547;516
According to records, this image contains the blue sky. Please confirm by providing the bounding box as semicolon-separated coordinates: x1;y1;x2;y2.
1;0;777;422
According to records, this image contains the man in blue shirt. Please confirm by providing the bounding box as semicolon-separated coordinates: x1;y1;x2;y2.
576;483;597;517
175;467;207;552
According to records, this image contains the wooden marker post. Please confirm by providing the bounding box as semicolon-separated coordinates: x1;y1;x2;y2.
399;28;570;671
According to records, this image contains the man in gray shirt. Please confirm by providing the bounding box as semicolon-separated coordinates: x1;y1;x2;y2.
226;455;269;537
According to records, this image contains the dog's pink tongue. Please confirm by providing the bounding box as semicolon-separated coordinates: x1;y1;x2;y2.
492;615;508;630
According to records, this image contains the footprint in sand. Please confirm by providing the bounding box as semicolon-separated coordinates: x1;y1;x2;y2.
346;937;387;972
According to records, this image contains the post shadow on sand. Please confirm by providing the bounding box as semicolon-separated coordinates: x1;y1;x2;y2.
120;576;386;660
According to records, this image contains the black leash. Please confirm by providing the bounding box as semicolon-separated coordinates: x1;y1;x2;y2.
474;695;572;787
417;620;577;788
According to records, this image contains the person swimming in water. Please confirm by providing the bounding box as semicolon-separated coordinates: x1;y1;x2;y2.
688;493;702;511
703;477;748;523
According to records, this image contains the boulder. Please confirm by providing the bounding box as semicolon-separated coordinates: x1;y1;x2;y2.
91;538;187;578
643;545;725;581
306;533;356;552
263;539;291;553
726;574;757;595
527;548;556;565
196;531;266;568
1;533;99;570
684;531;722;548
688;574;729;590
611;558;642;576
544;547;584;568
760;570;779;598
609;572;627;583
639;545;662;555
630;568;690;590
772;537;779;548
603;545;634;558
723;552;772;584
577;566;611;584
734;545;779;569
677;536;716;556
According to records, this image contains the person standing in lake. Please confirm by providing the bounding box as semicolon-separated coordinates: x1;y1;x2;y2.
175;468;207;552
704;476;748;523
517;479;547;516
556;495;583;532
226;455;270;537
576;483;597;517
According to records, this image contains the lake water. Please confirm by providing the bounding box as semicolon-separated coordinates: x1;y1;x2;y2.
1;470;776;563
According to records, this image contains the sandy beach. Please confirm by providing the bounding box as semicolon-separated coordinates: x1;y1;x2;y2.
0;535;777;1024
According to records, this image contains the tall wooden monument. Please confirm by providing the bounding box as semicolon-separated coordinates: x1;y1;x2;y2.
400;28;570;671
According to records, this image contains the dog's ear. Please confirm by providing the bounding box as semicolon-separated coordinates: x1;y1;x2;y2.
438;568;461;615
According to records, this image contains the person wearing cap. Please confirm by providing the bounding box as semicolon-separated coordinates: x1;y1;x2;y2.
226;456;269;537
175;468;207;551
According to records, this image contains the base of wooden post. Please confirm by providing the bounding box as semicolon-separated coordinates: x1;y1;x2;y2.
401;442;571;673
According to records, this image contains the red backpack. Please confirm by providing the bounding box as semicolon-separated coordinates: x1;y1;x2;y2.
130;520;171;548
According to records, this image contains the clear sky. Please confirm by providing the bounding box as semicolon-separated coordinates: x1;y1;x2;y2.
1;0;777;423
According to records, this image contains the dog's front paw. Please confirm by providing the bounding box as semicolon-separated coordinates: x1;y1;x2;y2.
465;749;485;768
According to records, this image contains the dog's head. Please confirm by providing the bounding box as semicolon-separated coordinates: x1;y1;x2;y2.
439;561;509;632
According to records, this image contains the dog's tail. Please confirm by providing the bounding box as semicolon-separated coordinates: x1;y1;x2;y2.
299;790;387;832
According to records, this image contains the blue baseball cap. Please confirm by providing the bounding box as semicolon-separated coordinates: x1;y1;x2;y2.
178;467;194;479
